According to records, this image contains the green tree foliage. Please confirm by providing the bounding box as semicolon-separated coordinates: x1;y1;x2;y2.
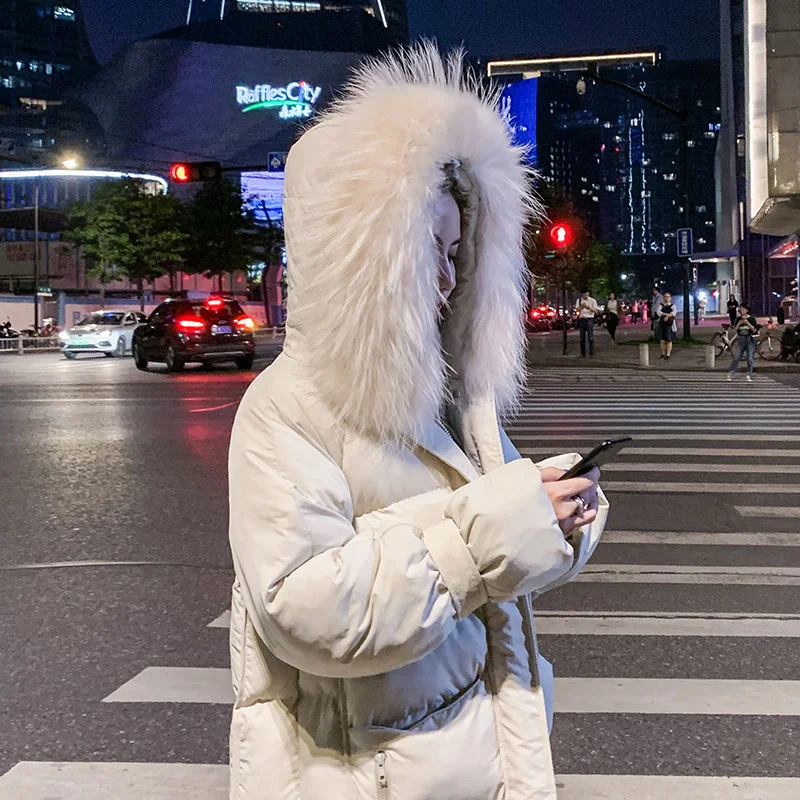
183;178;279;293
65;180;186;309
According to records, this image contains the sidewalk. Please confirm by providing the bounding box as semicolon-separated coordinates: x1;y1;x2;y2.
526;316;800;373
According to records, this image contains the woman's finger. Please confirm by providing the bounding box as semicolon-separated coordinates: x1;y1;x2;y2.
539;467;565;483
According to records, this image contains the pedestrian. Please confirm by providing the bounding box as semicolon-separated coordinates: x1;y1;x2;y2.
575;287;599;357
727;301;759;382
605;292;620;343
641;298;649;324
651;286;664;339
226;44;608;800
727;295;739;326
631;298;640;323
698;296;707;321
656;291;677;359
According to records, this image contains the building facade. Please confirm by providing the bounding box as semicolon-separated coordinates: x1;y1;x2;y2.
536;61;721;264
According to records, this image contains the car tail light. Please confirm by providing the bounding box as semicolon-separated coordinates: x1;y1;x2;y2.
177;317;205;331
206;298;224;308
235;316;255;331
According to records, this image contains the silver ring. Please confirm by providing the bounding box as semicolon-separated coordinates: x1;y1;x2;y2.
572;496;586;516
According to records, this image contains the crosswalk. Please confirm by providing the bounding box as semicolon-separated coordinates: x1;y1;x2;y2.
2;369;799;798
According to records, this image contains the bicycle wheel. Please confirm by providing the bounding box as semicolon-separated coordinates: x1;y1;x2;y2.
757;335;782;361
710;332;727;357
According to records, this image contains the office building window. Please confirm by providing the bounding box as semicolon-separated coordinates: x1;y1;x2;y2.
54;6;76;21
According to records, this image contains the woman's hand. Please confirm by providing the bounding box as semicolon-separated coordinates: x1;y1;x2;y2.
539;466;600;535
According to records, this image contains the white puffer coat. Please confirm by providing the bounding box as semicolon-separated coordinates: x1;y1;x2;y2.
228;45;609;800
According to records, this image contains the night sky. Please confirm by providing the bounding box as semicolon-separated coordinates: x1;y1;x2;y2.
83;0;720;65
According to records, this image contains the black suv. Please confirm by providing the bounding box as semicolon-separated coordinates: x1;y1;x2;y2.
132;297;256;372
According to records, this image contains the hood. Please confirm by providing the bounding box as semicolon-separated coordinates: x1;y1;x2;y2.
282;43;539;444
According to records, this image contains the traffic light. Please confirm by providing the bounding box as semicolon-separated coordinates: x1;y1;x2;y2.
169;161;222;183
549;223;573;251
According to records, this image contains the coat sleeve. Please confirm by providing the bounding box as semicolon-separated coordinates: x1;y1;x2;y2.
229;403;577;679
498;428;609;596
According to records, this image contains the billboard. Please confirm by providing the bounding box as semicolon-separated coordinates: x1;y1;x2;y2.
241;170;285;224
499;77;538;165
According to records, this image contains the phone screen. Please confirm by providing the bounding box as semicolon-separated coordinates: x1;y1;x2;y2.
557;437;632;481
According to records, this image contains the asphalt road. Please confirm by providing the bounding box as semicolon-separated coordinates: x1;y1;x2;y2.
1;345;799;798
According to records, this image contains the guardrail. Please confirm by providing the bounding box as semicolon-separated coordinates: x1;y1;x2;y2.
0;336;61;355
254;326;286;338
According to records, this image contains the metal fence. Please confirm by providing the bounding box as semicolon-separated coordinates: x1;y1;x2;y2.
0;336;61;355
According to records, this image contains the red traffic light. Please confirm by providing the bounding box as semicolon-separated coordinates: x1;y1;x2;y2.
549;223;572;250
170;163;190;183
168;161;222;183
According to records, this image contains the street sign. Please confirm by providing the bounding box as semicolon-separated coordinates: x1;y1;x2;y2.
267;152;288;172
677;228;693;257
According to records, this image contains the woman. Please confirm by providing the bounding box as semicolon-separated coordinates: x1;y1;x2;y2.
657;292;677;359
228;45;608;800
727;302;759;382
605;292;620;342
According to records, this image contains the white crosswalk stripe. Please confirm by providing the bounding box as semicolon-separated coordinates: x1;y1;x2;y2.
4;369;799;797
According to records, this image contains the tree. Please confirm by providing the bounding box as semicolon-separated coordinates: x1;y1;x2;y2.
183;178;264;292
65;180;186;309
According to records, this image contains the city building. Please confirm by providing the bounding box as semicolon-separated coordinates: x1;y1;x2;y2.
180;0;408;53
721;0;800;318
0;1;99;166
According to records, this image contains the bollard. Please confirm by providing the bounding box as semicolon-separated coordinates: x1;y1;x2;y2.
705;345;716;370
17;336;24;356
639;342;650;368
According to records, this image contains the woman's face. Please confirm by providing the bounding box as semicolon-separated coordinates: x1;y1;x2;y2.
433;191;461;310
664;293;672;304
609;293;615;300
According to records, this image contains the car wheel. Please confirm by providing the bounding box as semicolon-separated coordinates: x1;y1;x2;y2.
165;344;184;372
114;337;127;358
235;355;255;370
63;351;77;360
132;342;148;371
200;361;214;371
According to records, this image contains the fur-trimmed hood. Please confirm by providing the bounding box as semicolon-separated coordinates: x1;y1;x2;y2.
282;43;538;443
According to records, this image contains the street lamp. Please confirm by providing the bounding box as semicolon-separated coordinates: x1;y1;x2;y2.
61;156;79;170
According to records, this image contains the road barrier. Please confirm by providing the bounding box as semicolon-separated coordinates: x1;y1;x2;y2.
705;345;716;370
639;343;650;368
0;336;61;355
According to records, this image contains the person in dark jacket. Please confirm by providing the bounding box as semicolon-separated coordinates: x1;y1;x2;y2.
727;295;739;326
727;302;759;382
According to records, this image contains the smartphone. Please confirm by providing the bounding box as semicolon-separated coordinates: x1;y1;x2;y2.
557;437;632;481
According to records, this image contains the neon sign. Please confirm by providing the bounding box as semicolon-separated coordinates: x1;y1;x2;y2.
236;81;322;120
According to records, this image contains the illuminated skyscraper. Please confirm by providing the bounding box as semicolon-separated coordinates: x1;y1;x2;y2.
186;0;408;45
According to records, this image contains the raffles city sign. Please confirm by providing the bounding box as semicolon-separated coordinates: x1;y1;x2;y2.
236;81;322;120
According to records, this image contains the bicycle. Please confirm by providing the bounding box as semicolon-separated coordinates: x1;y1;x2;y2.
710;323;782;361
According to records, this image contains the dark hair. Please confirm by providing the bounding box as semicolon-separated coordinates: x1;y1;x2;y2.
739;302;750;312
580;287;589;294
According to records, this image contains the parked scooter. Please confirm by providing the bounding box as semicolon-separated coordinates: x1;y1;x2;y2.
780;322;800;362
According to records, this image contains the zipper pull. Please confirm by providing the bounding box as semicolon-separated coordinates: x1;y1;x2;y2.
375;750;389;792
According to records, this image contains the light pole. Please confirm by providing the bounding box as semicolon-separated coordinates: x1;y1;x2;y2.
33;182;40;332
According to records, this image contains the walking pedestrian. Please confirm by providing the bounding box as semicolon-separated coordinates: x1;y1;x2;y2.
605;292;620;343
727;295;739;326
656;291;677;359
631;298;640;323
226;44;608;800
575;287;599;357
641;298;649;324
698;296;707;321
651;286;664;339
727;302;759;382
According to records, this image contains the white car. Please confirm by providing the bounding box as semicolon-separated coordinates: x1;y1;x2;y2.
59;309;148;359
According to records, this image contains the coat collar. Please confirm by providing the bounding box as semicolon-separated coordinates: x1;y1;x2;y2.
414;418;480;484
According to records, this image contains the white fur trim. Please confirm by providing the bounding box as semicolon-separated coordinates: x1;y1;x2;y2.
283;42;541;443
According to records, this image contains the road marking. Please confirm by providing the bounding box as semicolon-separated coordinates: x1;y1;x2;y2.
207;610;231;628
575;564;800;585
3;764;796;800
556;775;800;799
189;401;239;414
601;463;800;474
535;612;800;637
603;531;800;546
102;667;233;704
0;762;229;799
602;482;800;494
511;433;800;442
555;678;800;715
736;506;800;519
523;447;800;457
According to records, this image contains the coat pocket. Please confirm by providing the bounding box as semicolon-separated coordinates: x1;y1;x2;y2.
348;678;502;800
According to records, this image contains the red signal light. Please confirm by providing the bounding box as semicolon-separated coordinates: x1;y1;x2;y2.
170;163;190;183
549;223;572;250
176;317;205;330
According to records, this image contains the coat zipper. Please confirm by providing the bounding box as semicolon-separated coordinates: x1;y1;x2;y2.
374;751;389;800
